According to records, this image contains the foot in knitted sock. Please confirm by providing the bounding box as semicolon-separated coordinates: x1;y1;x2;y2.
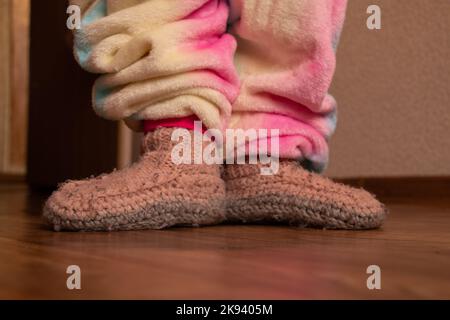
44;128;225;231
225;161;387;229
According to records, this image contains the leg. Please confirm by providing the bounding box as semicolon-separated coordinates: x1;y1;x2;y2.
225;0;386;229
44;0;238;231
228;0;345;168
71;0;239;131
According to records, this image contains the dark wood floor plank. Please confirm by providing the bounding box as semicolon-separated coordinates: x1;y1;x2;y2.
0;183;449;299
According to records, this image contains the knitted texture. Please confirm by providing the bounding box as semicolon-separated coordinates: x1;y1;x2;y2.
44;128;226;232
225;161;386;229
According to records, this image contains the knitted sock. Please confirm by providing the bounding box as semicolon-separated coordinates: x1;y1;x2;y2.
143;116;206;133
44;128;226;232
225;161;386;230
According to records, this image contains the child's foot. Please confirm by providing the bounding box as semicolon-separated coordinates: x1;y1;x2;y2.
225;161;386;229
44;128;225;231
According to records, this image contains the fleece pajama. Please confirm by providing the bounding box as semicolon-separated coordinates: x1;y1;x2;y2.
44;0;386;231
71;0;346;172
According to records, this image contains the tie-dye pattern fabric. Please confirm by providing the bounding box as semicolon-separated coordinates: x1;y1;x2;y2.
229;0;347;171
71;0;347;171
71;0;239;131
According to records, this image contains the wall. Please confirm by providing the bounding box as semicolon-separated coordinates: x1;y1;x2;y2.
27;0;118;188
326;0;450;178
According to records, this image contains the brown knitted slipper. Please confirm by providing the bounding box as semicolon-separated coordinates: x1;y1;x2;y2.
225;161;387;229
44;128;226;232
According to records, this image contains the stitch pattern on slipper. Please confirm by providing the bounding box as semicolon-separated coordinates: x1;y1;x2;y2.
43;128;226;232
225;161;387;230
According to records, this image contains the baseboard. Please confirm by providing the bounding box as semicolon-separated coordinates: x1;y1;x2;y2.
0;173;26;183
337;177;450;197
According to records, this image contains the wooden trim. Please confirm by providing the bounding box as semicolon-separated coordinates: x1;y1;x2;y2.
0;0;30;177
10;0;30;174
337;177;450;197
0;173;26;183
0;1;12;174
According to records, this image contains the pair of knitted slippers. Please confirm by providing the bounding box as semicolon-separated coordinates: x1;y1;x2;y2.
44;128;386;232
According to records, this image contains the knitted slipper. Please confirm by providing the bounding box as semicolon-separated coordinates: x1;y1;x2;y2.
44;128;226;231
225;161;387;229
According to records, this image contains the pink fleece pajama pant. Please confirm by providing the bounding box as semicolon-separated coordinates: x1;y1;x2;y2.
72;0;347;172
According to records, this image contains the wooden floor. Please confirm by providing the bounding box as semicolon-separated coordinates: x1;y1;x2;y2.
0;183;449;299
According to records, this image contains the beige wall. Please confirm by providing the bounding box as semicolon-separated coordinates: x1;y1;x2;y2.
326;0;450;178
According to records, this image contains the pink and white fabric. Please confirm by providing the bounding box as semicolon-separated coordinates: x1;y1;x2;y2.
71;0;347;172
